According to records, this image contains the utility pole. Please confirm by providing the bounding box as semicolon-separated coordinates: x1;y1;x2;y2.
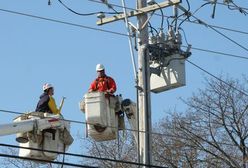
136;0;151;167
96;1;182;167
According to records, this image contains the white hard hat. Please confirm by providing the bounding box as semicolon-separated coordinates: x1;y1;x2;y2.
43;83;53;91
96;64;105;71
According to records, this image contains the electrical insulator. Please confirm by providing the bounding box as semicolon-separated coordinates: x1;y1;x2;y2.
147;0;156;5
186;44;192;53
175;30;182;47
167;26;175;41
97;12;106;19
149;35;157;44
157;29;165;44
223;0;231;4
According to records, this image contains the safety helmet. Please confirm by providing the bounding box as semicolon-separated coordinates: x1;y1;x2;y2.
43;83;53;91
96;64;105;71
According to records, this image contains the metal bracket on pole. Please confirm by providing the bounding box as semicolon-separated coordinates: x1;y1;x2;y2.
96;0;181;26
140;11;155;31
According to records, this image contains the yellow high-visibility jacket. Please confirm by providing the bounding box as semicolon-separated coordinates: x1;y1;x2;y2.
48;96;61;114
36;93;61;114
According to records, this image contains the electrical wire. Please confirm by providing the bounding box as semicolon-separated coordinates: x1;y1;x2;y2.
0;109;169;137
0;1;248;158
186;59;248;97
1;6;245;62
178;0;191;27
88;0;248;36
0;8;129;37
192;2;212;15
57;0;121;16
178;27;189;45
227;1;248;15
186;46;248;60
148;21;159;36
1;108;248;152
99;0;120;14
1;3;248;38
203;0;248;15
88;0;248;56
175;5;248;53
0;153;97;168
190;14;248;53
1;2;248;138
155;2;164;30
0;142;209;163
1;108;248;144
0;143;167;168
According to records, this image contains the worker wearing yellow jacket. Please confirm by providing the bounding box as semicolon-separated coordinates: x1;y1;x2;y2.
35;83;61;114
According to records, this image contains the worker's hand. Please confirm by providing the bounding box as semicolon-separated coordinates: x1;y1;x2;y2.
106;90;112;94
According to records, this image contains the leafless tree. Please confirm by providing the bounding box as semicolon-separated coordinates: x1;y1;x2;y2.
152;76;248;168
80;128;138;168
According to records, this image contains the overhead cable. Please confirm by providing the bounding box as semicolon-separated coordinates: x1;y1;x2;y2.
1;7;246;64
0;153;97;168
0;109;168;137
0;143;167;168
57;0;121;16
88;0;248;36
175;5;248;53
99;0;120;14
2;5;247;60
203;0;248;15
0;109;246;142
186;60;248;97
186;46;248;60
0;8;129;37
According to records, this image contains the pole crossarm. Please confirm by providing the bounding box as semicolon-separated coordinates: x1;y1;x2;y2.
97;0;181;26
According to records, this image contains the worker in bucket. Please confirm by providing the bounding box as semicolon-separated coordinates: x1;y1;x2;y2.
36;83;63;114
89;64;117;94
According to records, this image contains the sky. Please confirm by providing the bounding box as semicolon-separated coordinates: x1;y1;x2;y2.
0;0;247;166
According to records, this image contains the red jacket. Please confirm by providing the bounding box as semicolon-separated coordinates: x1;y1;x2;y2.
89;76;117;94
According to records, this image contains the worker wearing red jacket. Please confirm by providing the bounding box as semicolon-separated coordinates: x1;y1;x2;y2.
89;64;117;94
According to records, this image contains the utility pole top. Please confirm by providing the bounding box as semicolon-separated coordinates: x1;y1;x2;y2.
96;0;181;26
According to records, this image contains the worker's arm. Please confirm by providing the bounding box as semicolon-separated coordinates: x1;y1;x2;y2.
107;77;117;93
48;96;60;114
89;80;97;92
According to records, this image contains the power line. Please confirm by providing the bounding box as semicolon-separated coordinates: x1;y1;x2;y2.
182;45;248;60
88;0;248;36
88;0;248;57
1;108;248;150
1;108;247;145
0;153;97;168
205;22;248;52
186;59;248;97
175;5;248;53
203;0;248;13
57;0;121;16
0;8;129;37
1;7;248;61
0;109;170;137
0;143;167;168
